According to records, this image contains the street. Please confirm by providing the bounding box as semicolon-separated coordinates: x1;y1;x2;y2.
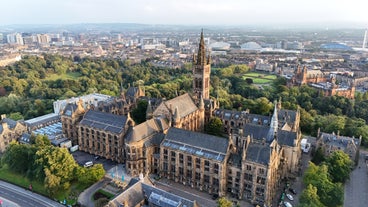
344;150;368;207
0;181;64;207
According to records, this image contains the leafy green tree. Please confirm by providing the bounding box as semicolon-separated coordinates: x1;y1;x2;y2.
311;147;326;165
8;112;24;121
217;197;232;207
35;134;51;147
326;150;353;183
77;164;105;185
205;117;223;136
131;100;148;124
298;184;325;207
1;142;37;175
35;146;78;195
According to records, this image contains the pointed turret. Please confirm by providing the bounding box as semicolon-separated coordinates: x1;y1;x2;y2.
146;100;153;119
267;101;279;142
199;96;204;110
197;29;206;66
173;107;180;123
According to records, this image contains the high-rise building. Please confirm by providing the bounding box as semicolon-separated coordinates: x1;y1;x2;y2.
6;33;24;45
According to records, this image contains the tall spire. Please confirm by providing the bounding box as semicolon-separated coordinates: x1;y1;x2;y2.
197;29;206;66
267;101;279;142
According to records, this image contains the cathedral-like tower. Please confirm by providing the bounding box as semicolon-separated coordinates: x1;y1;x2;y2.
193;30;211;100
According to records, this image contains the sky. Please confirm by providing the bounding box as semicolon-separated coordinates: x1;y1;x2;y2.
1;0;368;27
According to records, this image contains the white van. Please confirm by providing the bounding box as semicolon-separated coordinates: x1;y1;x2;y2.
84;161;93;167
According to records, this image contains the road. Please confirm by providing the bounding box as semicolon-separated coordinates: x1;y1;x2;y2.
0;181;64;207
344;151;368;207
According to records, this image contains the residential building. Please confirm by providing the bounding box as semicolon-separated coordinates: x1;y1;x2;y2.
316;130;361;163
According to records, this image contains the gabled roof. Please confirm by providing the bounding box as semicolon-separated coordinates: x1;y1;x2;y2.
125;118;169;144
0;118;18;134
246;142;271;165
162;128;228;162
277;130;297;147
243;124;270;141
79;110;127;134
62;103;78;117
153;93;198;118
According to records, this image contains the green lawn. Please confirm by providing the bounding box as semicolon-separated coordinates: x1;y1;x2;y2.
45;72;82;81
0;165;88;205
0;165;48;195
243;72;277;84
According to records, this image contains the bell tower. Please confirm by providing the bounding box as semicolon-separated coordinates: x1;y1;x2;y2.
193;30;211;100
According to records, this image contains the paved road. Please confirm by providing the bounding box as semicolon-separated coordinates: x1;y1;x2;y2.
77;178;111;207
0;181;64;207
344;151;368;207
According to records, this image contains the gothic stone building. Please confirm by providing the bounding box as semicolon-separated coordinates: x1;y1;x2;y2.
316;131;361;163
78;110;134;163
0;114;27;153
159;127;230;196
124;117;170;177
152;93;205;132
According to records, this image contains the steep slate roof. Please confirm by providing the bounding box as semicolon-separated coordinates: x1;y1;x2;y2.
320;132;360;149
246;142;271;165
0;118;18;134
278;109;297;127
125;118;169;144
79;110;127;134
62;103;78;117
277;130;297;147
165;128;228;154
163;93;198;118
110;177;197;207
243;124;270;141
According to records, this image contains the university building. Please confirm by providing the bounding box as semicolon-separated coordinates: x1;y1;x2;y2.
57;31;303;206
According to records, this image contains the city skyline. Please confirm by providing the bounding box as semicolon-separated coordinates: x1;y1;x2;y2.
2;0;368;27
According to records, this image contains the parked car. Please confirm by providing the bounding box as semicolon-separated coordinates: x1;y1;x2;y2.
289;188;297;195
284;201;293;207
286;193;294;201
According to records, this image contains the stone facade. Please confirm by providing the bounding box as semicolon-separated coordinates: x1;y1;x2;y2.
316;131;361;163
159;128;230;196
290;65;355;99
0;114;27;153
152;93;205;132
78;110;133;163
124;117;169;176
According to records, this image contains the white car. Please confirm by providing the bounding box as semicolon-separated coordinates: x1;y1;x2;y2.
284;201;293;207
286;193;294;201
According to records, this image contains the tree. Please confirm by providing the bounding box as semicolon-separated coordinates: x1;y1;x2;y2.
311;147;325;165
298;184;325;207
326;150;353;183
217;197;232;207
131;100;148;124
205;117;223;136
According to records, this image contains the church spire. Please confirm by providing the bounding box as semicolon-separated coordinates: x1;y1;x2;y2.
267;101;279;142
197;29;206;66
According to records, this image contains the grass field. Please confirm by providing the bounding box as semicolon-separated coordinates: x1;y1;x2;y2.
0;165;87;205
243;72;277;84
45;72;82;81
0;165;48;195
